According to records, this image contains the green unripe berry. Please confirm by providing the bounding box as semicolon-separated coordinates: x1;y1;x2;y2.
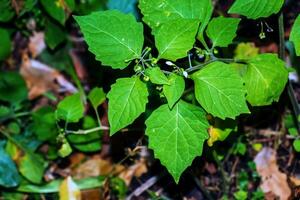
143;76;150;82
134;65;143;72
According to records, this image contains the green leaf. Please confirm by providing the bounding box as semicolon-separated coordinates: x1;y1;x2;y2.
163;73;185;108
108;76;148;135
207;118;237;146
72;141;102;153
0;0;14;22
234;190;248;200
45;19;66;50
243;54;288;106
0;28;11;61
0;72;28;104
293;139;300;152
206;17;241;48
145;67;169;85
192;61;249;119
0;106;11;118
234;42;259;60
155;19;199;61
7;122;20;135
234;142;247;155
58;140;72;157
228;0;284;19
19;153;47;184
290;15;300;56
75;0;106;15
40;0;75;25
39;45;72;72
107;0;138;18
67;116;102;152
139;0;213;36
20;0;37;16
32;106;57;141
74;10;144;69
145;100;209;183
0;146;20;187
56;93;84;123
68;131;101;144
88;87;106;109
17;176;106;193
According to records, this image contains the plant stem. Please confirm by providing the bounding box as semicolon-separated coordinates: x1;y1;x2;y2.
186;60;215;73
0;129;27;152
65;126;109;135
278;13;285;60
192;176;214;200
278;12;300;130
94;108;102;127
185;57;247;73
213;150;229;196
0;111;31;123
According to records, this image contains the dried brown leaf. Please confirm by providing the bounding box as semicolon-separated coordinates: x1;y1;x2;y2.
28;32;46;58
254;147;291;200
20;55;77;99
72;157;147;186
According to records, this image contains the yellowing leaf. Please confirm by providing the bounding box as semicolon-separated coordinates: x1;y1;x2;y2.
234;42;259;60
59;176;81;200
207;118;237;146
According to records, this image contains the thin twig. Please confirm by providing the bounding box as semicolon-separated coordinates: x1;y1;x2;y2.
65;126;109;134
126;174;165;199
0;112;31;123
192;176;214;200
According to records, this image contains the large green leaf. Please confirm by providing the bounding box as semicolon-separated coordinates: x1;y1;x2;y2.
243;54;288;106
192;61;249;119
290;15;300;56
206;17;241;48
155;19;199;61
74;10;144;69
0;145;20;187
228;0;284;19
19;153;47;184
0;0;14;22
145;67;169;85
145;100;209;183
107;76;148;135
139;0;212;36
0;72;28;104
163;73;185;108
40;0;75;25
56;93;84;123
0;28;11;61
